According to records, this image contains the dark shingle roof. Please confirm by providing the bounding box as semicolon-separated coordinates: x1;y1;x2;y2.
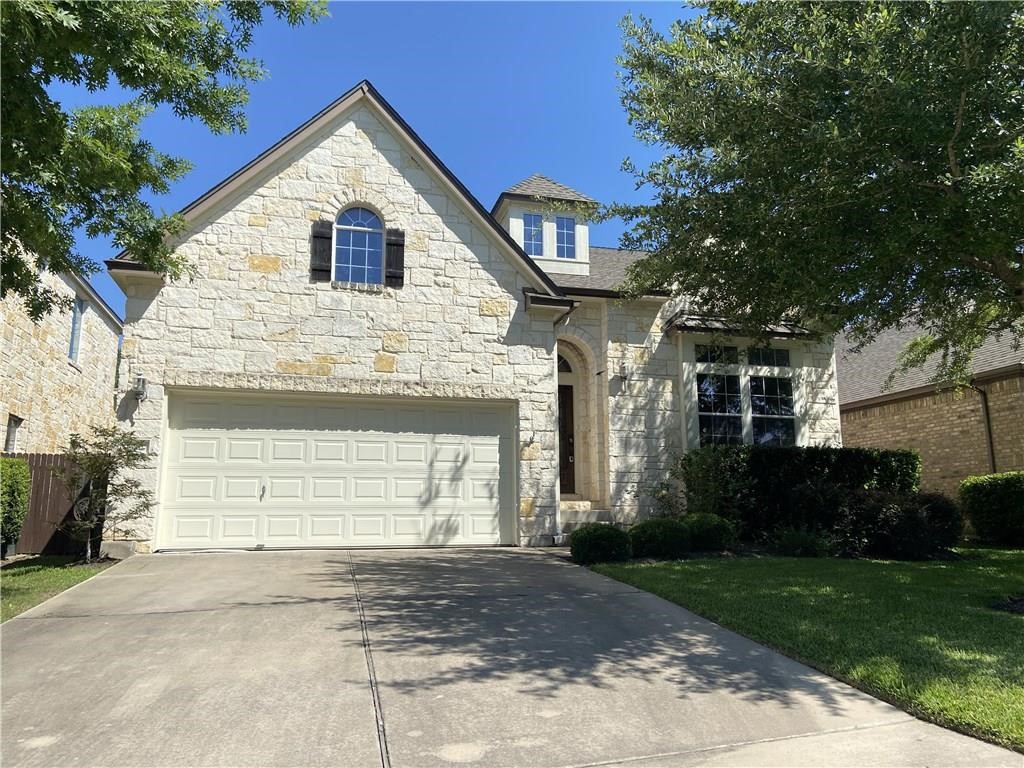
500;174;597;205
554;246;648;292
837;325;1023;405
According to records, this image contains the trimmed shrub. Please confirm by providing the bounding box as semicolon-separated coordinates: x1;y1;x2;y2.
1;458;31;545
676;446;753;521
630;518;691;560
961;472;1024;546
682;512;736;551
915;492;963;550
830;490;963;560
679;446;921;540
773;527;826;557
570;523;632;565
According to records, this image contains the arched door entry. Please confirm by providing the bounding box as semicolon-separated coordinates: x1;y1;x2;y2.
557;354;575;494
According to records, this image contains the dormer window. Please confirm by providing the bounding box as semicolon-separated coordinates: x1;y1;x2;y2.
556;217;576;259
523;213;543;257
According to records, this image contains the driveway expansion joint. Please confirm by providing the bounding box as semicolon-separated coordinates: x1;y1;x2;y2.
348;551;392;768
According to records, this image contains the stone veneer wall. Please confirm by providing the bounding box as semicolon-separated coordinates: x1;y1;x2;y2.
1;272;120;453
841;372;1024;496
117;103;560;550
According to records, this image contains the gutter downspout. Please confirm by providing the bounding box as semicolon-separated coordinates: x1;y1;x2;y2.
551;300;581;546
969;380;997;474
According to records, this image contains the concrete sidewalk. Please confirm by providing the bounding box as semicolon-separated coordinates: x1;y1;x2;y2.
2;549;1020;767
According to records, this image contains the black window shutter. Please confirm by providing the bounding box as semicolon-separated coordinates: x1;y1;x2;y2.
310;220;332;282
385;229;405;288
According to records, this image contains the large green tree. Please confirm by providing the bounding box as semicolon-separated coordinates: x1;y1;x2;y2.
1;0;325;319
616;1;1023;383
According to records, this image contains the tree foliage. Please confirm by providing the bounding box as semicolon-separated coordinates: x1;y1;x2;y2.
0;0;326;319
57;426;156;563
616;1;1023;383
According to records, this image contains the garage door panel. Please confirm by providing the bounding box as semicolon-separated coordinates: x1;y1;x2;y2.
270;439;306;462
226;438;263;462
161;394;512;549
222;516;259;539
223;476;262;500
313;440;348;462
311;477;346;500
353;441;388;464
180;437;219;462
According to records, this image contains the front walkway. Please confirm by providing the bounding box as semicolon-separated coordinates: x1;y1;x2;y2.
2;549;1019;767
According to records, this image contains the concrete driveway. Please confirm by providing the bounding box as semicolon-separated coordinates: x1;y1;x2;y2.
2;550;1019;768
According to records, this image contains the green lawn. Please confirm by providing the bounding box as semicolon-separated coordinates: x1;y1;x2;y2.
594;549;1024;751
1;556;114;622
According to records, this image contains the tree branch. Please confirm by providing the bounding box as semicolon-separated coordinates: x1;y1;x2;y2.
946;88;967;180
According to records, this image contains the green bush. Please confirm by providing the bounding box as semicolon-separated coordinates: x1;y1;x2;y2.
570;523;632;565
682;512;736;551
678;446;921;540
914;492;963;550
629;518;691;560
773;527;827;557
830;490;963;560
1;458;31;545
675;446;753;520
960;472;1024;546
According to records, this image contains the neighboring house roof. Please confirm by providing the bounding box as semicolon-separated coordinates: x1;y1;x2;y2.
493;174;598;211
555;246;650;295
837;325;1024;407
63;271;123;331
106;80;563;298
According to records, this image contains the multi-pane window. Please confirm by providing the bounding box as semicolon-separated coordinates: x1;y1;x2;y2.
556;216;575;259
696;374;743;445
334;207;384;285
750;376;795;445
696;344;739;364
68;297;85;363
523;213;543;257
694;345;796;447
747;347;791;367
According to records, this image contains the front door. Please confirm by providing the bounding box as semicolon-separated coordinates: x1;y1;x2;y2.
558;384;575;494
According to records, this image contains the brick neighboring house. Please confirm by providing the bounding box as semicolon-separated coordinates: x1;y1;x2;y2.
1;271;123;454
838;327;1024;497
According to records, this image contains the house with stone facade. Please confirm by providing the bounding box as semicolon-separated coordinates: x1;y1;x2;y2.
2;271;122;454
838;327;1023;496
106;80;841;552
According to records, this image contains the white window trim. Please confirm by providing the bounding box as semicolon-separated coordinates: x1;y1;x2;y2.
555;216;576;260
523;212;544;258
331;208;386;286
685;340;805;448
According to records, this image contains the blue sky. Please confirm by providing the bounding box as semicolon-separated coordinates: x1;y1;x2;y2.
53;2;697;316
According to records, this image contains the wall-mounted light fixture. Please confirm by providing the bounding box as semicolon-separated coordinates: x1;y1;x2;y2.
133;372;148;402
618;361;631;382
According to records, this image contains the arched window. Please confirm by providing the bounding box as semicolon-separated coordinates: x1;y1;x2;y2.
334;207;384;284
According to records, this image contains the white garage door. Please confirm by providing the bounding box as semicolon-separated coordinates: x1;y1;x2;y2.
158;393;515;549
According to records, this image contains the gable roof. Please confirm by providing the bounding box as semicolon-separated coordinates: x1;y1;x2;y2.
106;80;562;297
491;174;597;214
837;325;1024;406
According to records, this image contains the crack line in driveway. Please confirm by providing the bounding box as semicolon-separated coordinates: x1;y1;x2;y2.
348;551;392;768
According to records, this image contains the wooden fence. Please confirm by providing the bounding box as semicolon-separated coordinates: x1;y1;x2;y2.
2;453;89;555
